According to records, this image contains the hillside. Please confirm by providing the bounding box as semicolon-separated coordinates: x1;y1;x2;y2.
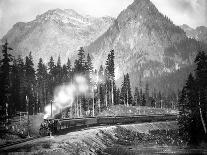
180;24;207;44
86;0;207;92
1;9;114;64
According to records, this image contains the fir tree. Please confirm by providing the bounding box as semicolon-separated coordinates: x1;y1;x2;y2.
126;73;133;105
66;58;72;80
25;52;36;114
48;56;56;98
36;58;48;112
134;87;140;106
55;55;62;85
85;53;93;84
17;55;27;111
76;47;86;74
0;41;13;118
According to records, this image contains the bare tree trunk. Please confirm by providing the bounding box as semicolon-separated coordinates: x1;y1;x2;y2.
127;91;129;107
79;97;81;117
93;90;95;116
198;95;207;134
105;90;108;108
77;96;79;117
111;81;114;106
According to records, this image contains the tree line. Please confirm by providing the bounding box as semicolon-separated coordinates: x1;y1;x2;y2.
0;41;177;120
178;51;207;144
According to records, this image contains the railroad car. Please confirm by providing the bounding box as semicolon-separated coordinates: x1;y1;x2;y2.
39;114;177;136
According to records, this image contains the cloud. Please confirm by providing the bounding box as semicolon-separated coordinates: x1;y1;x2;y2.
151;0;207;28
0;0;206;38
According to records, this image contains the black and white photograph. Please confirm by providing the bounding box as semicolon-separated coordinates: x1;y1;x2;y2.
0;0;207;154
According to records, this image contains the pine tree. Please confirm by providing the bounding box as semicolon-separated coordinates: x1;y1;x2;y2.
98;65;105;110
105;50;115;106
194;51;207;138
145;83;150;106
36;58;48;112
120;75;127;105
134;87;140;106
142;94;146;106
85;53;93;84
126;73;133;105
76;47;86;74
25;52;36;114
10;58;19;114
178;51;207;144
62;64;68;83
55;55;62;85
48;56;56;99
17;55;27;112
66;58;72;80
0;41;13;118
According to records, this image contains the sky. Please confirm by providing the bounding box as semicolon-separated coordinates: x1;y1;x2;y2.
0;0;206;38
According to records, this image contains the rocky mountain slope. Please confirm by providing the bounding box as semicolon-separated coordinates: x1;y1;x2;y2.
1;9;114;64
87;0;207;92
180;24;207;44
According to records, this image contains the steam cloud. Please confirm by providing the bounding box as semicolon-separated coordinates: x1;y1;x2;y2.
43;73;105;119
44;75;89;119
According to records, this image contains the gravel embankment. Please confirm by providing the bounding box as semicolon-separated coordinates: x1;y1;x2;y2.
5;121;178;154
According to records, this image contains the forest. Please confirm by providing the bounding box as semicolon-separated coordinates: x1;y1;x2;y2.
0;41;176;120
178;51;207;144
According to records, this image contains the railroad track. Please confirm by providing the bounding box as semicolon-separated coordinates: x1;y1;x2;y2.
0;136;41;151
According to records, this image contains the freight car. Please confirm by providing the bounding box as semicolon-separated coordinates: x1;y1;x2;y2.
39;114;177;136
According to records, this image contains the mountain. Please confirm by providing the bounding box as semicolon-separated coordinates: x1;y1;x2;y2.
180;24;207;44
87;0;207;93
1;9;114;64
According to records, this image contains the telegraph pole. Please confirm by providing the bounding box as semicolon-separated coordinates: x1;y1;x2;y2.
92;88;95;117
26;95;30;138
111;80;114;106
50;100;52;118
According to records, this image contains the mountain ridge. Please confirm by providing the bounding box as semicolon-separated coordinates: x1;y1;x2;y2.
1;8;114;64
86;0;207;92
180;24;207;44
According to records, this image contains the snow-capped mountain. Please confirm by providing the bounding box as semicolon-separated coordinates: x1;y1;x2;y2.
2;0;207;93
180;24;207;44
86;0;207;92
2;9;114;64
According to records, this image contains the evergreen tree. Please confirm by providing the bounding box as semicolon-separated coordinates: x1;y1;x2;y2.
115;88;120;105
0;41;13;118
66;58;72;80
145;83;150;106
98;65;105;110
62;64;68;83
25;52;36;114
85;53;93;84
48;56;56;98
120;75;127;105
17;55;27;112
105;50;115;106
126;73;133;105
142;94;146;106
178;51;207;144
10;58;19;114
134;87;140;106
194;51;207;138
36;58;48;112
75;47;86;74
55;55;62;85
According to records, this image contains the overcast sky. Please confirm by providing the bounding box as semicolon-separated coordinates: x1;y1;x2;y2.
0;0;206;38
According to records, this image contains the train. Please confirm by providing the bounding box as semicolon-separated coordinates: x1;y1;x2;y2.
39;114;177;136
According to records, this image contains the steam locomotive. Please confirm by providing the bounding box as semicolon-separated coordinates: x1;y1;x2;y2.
39;114;177;136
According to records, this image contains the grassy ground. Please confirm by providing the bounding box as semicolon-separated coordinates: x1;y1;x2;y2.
0;113;44;145
99;105;178;116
